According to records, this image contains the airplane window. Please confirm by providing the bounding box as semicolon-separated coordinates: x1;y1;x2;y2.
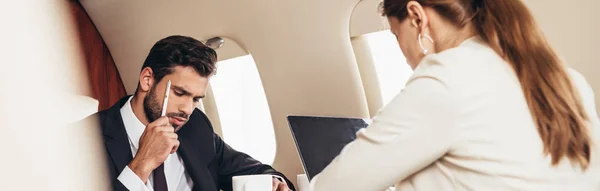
365;30;413;105
209;55;277;165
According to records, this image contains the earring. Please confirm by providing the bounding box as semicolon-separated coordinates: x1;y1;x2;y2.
418;33;434;55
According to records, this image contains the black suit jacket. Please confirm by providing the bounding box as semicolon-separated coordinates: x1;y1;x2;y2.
89;96;295;191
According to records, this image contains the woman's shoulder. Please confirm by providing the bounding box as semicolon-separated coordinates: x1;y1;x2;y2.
410;38;504;88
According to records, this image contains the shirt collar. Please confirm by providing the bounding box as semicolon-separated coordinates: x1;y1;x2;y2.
120;96;146;150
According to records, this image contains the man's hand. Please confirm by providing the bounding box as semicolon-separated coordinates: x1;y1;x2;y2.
128;116;180;183
272;178;290;191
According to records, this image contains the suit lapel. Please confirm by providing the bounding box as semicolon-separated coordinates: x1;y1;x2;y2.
177;109;218;191
102;96;134;172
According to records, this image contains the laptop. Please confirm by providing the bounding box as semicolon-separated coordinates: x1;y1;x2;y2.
287;115;370;180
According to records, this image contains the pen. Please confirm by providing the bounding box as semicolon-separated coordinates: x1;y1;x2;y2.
161;80;171;117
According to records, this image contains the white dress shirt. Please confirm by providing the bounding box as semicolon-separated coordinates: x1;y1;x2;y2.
117;96;194;191
311;37;600;191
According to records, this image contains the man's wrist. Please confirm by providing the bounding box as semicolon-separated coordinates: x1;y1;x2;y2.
128;159;152;183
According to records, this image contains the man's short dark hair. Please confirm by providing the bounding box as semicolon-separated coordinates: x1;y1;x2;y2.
141;35;217;84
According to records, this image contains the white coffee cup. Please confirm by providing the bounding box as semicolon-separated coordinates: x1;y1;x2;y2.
296;174;310;191
232;174;273;191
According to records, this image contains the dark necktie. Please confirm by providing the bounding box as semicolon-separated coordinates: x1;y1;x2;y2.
154;164;168;191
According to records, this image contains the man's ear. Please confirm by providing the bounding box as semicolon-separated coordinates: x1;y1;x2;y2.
406;1;429;32
139;67;154;92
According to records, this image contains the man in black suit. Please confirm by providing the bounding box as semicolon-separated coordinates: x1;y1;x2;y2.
92;35;294;191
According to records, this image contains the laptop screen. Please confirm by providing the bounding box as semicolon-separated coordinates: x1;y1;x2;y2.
287;115;370;180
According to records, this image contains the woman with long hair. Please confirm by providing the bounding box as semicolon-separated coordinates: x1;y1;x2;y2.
311;0;600;190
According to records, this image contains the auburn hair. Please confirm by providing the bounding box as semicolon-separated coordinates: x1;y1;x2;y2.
382;0;591;169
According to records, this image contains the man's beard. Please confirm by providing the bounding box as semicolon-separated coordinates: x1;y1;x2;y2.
143;84;190;130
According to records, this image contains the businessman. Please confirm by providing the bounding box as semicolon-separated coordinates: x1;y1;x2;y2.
88;35;294;191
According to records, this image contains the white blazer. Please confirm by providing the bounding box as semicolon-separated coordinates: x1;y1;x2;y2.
310;37;600;191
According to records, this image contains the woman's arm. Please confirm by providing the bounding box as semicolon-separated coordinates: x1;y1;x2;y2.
311;65;459;191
